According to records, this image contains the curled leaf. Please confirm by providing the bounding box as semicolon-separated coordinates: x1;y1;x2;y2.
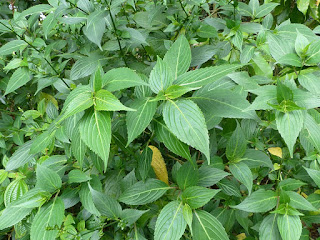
148;145;169;185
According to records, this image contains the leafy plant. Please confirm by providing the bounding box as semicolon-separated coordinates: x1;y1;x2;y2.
1;0;320;239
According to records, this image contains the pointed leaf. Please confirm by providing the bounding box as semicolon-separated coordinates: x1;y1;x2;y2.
95;89;133;111
229;162;253;195
182;186;220;209
0;40;27;56
259;214;281;240
5;67;31;95
149;146;169;184
149;56;174;93
277;214;302;240
36;164;62;192
83;10;107;49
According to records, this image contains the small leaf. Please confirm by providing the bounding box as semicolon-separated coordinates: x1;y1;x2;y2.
268;147;283;158
148;145;169;184
68;169;91;183
120;209;149;226
4;179;28;207
183;204;193;235
182;186;220;209
79;109;111;171
95;89;134;111
163;99;210;161
232;189;278;212
277;214;302;240
119;179;170;205
154;201;186;240
137;147;153;181
226;124;247;161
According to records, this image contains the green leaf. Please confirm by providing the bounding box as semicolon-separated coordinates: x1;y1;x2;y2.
60;85;94;121
154;201;186;240
137;147;153;181
295;30;309;57
182;186;220;209
229;162;253;195
149;56;174;93
5;141;37;171
89;186;122;218
17;4;52;20
298;71;320;94
286;191;317;211
276;110;304;158
240;149;273;169
154;119;191;162
119;179;170;205
217;178;241;198
126;98;157;145
30;130;56;154
176;162;199;190
163;99;210;161
303;167;320;188
0;170;8;184
198;165;230;187
68;169;91;183
192;210;229;240
120;209;149;226
304;113;320;152
79;183;100;216
77;0;94;13
297;0;310;15
4;179;28;207
255;3;278;18
259;214;281;240
277;53;302;67
305;41;320;66
36;164;62;192
197;24;217;38
277;214;302;240
0;40;27;56
164;85;197;99
83;10;107;49
30;197;64;240
102;68;147;92
70;54;103;80
175;64;242;88
232;189;278;212
226;124;247;161
95;89;133;111
79;109;111;171
240;45;255;64
90;64;103;92
42;13;58;39
71;122;86;168
279;179;307;191
267;34;294;61
5;67;31;95
163;35;191;79
192;88;258;119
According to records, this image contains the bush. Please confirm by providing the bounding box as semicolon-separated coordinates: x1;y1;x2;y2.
1;0;320;239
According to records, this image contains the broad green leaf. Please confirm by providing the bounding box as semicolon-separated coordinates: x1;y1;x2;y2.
297;0;310;15
89;186;122;218
232;189;278;212
192;210;229;240
0;40;27;56
77;0;94;13
5;141;37;171
305;41;320;65
286;191;317;211
182;186;220;209
83;10;107;49
295;30;309;57
70;54;104;80
163;99;210;161
192;88;258;120
149;56;174;93
217;179;242;198
176;162;198;190
79;109;111;171
154;201;186;240
68;169;91;183
102;68;147;92
304;113;320;152
259;214;281;240
298;71;320;94
60;85;94;121
304;167;320;188
137;147;152;181
277;53;302;67
198;165;230;187
279;179;307;191
42;13;58;39
229;162;253;195
95;89;133;111
163;35;191;79
240;45;255;64
276;110;304;158
240;149;273;169
226;124;247;161
17;4;52;20
154;119;191;162
120;209;149;226
126;98;157;145
36;164;62;192
175;64;242;88
267;33;294;61
30;197;64;240
4;179;28;207
79;183;100;216
164;85;197;99
30;130;56;154
277;214;302;240
119;179;171;205
5;67;31;95
255;3;278;18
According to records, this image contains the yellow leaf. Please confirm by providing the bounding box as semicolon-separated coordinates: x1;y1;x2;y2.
148;145;169;185
268;147;282;158
315;190;320;194
273;163;281;171
236;233;246;240
301;192;308;198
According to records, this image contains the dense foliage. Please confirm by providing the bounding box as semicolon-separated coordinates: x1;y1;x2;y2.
1;0;320;239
